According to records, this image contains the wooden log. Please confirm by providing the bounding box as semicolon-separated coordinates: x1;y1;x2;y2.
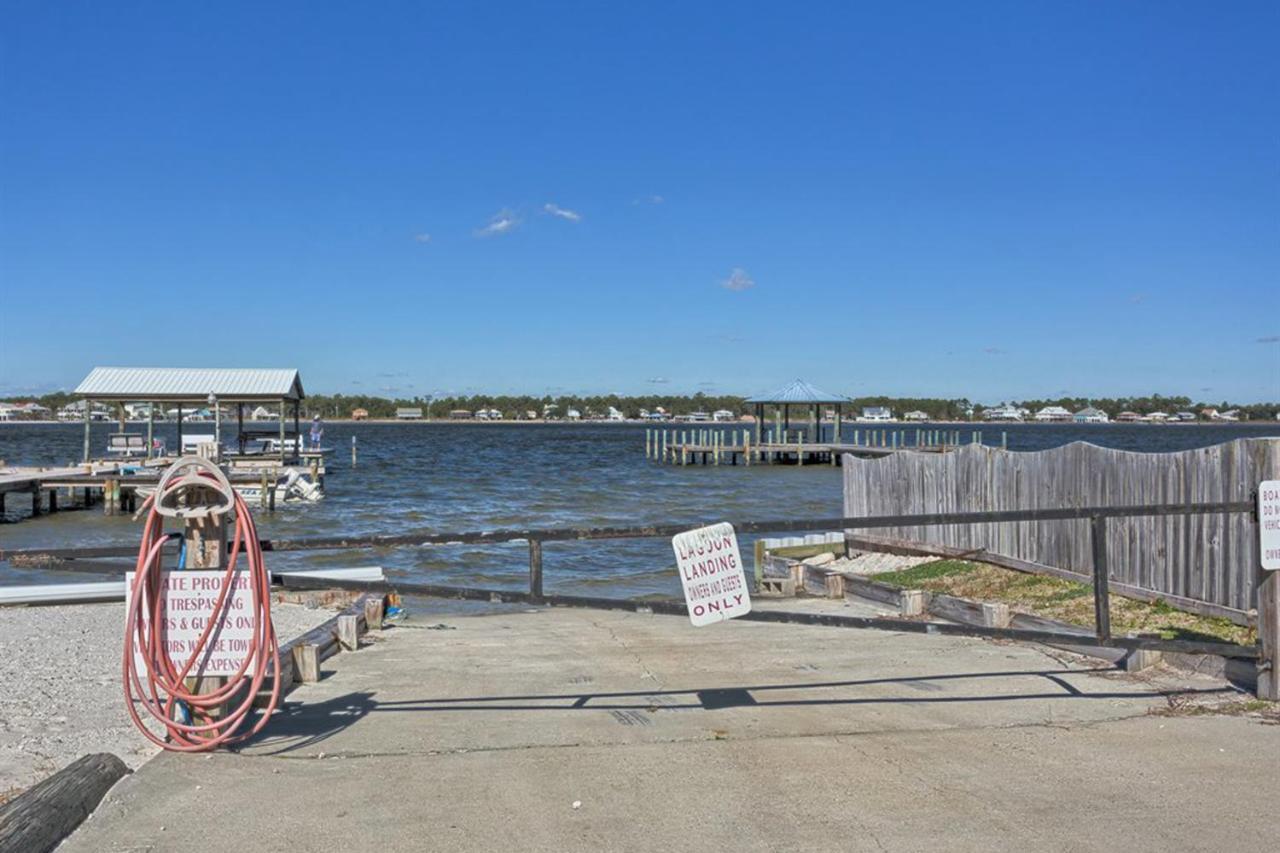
927;593;984;624
364;595;385;631
337;614;360;651
981;601;1011;628
841;575;904;608
293;643;320;683
0;753;131;853
900;589;926;616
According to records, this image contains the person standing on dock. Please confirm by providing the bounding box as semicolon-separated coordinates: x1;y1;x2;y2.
309;414;324;450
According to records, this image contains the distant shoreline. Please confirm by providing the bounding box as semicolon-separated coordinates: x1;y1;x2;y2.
3;418;1278;427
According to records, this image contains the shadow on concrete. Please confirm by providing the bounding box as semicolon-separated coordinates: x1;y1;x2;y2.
243;668;1237;754
370;668;1233;712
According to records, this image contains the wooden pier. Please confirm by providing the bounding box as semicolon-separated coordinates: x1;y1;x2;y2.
0;456;324;521
645;427;1004;466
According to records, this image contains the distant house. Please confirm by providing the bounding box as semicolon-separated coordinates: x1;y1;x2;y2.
1034;406;1073;422
449;409;473;419
983;405;1023;422
607;406;625;421
2;402;52;420
351;408;369;421
251;405;277;420
566;408;582;420
1145;412;1169;423
395;407;423;420
640;410;665;421
902;410;928;422
1200;408;1220;420
524;410;539;420
476;408;502;420
1073;407;1108;424
859;406;892;422
686;411;711;422
712;409;735;422
1115;411;1141;423
1172;412;1196;422
1218;409;1241;422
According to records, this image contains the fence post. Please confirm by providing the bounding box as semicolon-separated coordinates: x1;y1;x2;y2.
1259;557;1280;701
528;538;544;601
1090;515;1111;642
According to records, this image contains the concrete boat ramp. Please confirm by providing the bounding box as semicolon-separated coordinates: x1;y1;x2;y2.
61;599;1278;852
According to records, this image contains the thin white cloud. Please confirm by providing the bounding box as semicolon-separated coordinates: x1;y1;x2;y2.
632;194;664;205
720;268;755;292
543;203;582;222
474;209;521;237
413;232;432;243
647;377;670;384
1257;335;1280;344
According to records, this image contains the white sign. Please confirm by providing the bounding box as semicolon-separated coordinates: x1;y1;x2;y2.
1261;481;1280;571
124;571;259;677
672;523;751;626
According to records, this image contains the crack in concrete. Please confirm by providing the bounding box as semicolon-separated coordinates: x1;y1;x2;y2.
588;617;664;688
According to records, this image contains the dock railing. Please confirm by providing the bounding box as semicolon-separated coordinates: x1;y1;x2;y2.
4;500;1273;678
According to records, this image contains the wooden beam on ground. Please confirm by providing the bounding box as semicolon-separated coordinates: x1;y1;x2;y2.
0;753;131;853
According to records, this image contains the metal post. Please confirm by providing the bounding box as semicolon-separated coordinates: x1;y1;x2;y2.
528;538;543;600
1090;515;1111;642
147;403;155;460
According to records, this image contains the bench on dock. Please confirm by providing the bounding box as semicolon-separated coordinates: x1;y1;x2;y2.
105;434;147;457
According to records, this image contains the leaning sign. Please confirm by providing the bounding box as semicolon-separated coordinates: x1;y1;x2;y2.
672;523;751;626
1261;481;1280;571
124;571;259;677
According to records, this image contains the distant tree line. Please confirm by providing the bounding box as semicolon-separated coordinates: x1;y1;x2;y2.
3;390;1276;421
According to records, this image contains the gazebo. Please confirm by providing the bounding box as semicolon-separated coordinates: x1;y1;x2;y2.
73;367;306;463
746;379;851;444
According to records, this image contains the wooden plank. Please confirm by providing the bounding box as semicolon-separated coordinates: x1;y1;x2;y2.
0;753;131;853
841;575;903;608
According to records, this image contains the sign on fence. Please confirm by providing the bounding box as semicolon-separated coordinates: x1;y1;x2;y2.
1261;481;1280;571
672;523;751;626
124;571;258;677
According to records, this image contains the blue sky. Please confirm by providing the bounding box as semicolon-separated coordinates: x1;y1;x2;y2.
1;1;1276;402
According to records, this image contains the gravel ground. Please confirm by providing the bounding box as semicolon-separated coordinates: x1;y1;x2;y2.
0;600;336;799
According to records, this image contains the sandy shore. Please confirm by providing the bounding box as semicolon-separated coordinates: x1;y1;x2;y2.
0;600;338;800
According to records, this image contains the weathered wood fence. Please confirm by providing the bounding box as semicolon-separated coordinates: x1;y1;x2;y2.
842;438;1280;620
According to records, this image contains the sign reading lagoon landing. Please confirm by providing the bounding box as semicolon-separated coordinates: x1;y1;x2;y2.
1261;480;1280;571
124;570;258;678
672;523;751;627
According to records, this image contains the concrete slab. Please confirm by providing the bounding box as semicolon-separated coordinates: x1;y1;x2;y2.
61;603;1279;852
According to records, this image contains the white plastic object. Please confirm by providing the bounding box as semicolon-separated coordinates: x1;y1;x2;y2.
152;455;237;519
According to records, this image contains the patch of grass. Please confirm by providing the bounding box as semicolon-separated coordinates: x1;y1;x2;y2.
872;559;981;587
869;559;1254;646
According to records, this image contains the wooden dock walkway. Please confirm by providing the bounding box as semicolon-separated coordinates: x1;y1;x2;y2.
646;427;1003;466
0;456;324;521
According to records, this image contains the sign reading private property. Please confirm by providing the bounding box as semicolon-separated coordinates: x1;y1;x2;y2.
672;523;751;626
124;571;258;677
1261;481;1280;571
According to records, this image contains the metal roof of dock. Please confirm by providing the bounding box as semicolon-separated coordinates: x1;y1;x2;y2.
74;367;305;402
746;379;850;404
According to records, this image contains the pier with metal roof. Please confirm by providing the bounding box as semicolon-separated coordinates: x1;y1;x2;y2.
73;367;307;464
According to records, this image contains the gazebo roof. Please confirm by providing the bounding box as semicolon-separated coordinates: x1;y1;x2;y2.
74;367;305;402
746;379;850;405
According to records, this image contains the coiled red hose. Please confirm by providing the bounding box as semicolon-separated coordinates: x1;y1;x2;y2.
123;472;281;751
